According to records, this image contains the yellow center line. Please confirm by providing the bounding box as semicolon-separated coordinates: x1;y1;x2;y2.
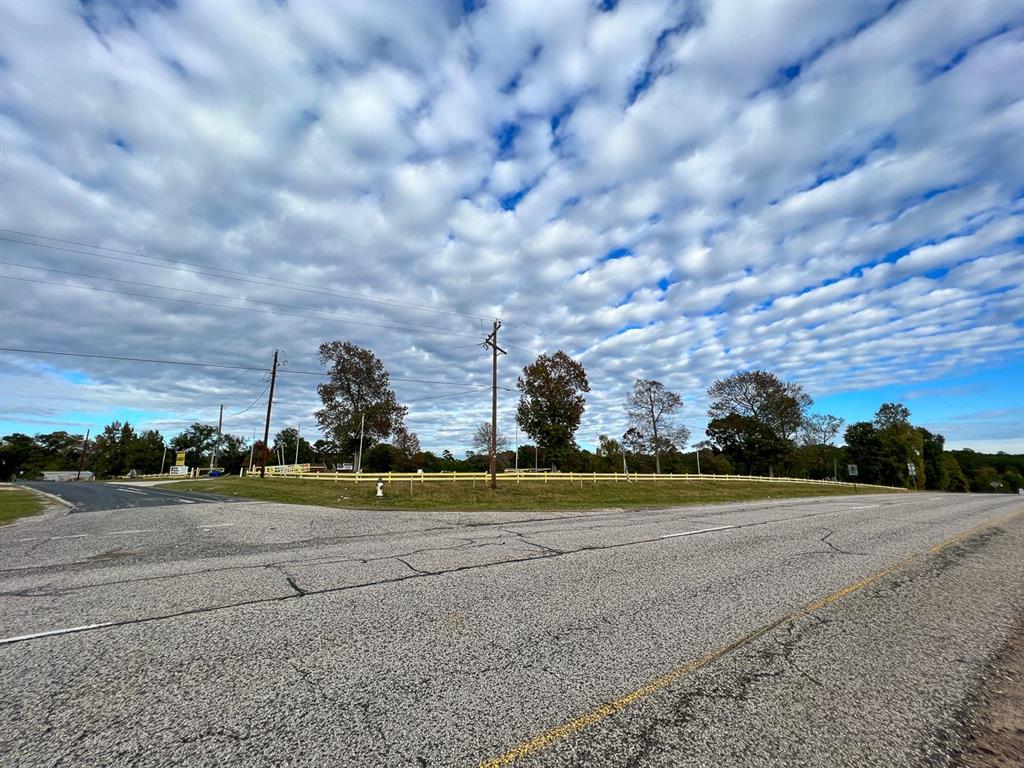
478;508;1024;768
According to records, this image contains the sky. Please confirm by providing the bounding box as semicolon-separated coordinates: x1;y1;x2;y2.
1;0;1022;456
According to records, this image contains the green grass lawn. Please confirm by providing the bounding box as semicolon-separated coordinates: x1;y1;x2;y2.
173;476;899;511
0;487;44;525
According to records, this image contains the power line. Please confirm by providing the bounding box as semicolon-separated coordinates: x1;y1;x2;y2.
1;273;484;340
0;347;472;386
0;230;496;322
1;347;269;372
225;381;273;419
0;262;483;339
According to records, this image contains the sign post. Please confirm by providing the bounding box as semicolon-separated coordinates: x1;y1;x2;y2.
847;464;858;492
907;462;917;491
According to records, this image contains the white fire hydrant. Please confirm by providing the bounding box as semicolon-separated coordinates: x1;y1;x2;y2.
376;478;385;497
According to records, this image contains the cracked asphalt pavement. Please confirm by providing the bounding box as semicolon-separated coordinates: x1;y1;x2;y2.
0;490;1021;767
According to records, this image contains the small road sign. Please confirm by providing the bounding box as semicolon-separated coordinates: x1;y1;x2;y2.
847;464;858;477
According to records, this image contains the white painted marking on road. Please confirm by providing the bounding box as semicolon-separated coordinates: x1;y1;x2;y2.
15;537;39;542
51;534;89;540
0;623;116;645
178;499;196;504
842;504;880;510
200;523;235;529
660;525;735;539
104;529;153;536
116;488;146;495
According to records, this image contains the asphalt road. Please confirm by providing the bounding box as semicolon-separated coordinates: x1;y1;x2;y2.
20;480;244;512
0;491;1021;767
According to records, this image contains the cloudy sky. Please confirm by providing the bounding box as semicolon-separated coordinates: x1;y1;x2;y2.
1;0;1022;456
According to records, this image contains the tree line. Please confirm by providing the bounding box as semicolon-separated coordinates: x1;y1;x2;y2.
2;339;1020;493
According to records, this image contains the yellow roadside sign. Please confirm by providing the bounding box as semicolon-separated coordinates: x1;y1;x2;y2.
175;450;187;467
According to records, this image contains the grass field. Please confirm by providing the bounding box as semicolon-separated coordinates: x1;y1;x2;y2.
173;476;899;511
0;487;44;525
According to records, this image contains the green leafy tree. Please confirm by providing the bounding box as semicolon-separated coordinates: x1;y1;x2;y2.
170;423;219;469
842;422;888;484
873;403;922;488
625;379;690;474
707;370;812;442
217;434;250;474
123;429;166;474
0;433;44;480
515;351;590;468
316;341;407;458
917;428;946;491
273;427;315;464
941;454;969;492
706;414;787;475
706;370;811;475
91;422;138;478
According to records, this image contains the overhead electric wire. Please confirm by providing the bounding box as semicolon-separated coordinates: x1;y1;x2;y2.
0;230;496;322
0;261;484;338
225;380;273;418
0;347;470;386
0;273;484;340
0;347;270;372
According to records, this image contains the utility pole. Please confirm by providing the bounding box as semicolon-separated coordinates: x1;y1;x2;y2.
696;446;701;475
76;429;90;481
482;320;506;490
294;424;300;465
356;414;365;474
260;350;279;478
211;403;223;470
159;444;167;476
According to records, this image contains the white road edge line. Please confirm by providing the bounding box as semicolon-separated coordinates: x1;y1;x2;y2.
660;525;736;539
104;529;154;536
200;523;235;529
0;623;117;645
51;534;89;540
116;488;146;495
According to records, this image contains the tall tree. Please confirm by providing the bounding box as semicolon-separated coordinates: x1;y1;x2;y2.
625;379;690;474
800;413;845;446
706;414;786;475
707;370;812;441
392;426;421;468
471;422;509;456
515;351;590;468
273;427;314;464
706;370;810;474
315;341;407;459
170;423;219;469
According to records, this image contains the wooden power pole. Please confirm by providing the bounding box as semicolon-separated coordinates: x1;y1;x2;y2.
482;320;506;490
259;350;279;479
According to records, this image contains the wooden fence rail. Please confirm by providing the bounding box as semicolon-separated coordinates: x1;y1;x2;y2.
250;471;896;491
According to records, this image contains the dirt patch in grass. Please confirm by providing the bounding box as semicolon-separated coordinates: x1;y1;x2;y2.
173;475;899;511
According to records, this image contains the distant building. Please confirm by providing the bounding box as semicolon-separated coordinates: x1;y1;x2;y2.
41;471;94;482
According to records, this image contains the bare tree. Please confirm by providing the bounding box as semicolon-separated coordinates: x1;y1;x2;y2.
800;413;845;446
471;422;509;455
625;379;691;474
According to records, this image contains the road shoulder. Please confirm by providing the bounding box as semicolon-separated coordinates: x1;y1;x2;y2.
957;615;1024;767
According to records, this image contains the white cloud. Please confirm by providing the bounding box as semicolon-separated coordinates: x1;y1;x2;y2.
1;0;1021;454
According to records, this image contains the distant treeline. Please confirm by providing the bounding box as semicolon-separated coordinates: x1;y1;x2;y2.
2;424;1021;494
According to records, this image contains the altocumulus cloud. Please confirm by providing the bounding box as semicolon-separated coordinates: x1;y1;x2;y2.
0;0;1021;453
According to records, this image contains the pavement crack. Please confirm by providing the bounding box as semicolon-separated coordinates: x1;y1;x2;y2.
819;528;866;556
395;557;433;576
286;575;307;597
